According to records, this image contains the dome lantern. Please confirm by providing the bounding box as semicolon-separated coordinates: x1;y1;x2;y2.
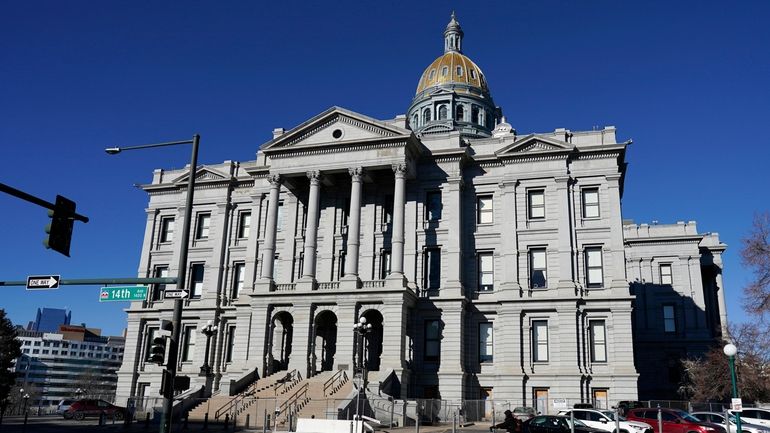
444;11;463;53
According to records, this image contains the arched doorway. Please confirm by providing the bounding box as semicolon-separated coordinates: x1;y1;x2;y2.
360;310;384;372
313;311;337;373
269;312;293;374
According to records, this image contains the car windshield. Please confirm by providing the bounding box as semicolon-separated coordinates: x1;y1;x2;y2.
676;411;701;423
601;411;628;421
568;419;588;427
514;407;533;413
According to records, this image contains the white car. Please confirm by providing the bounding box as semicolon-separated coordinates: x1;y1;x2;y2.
729;409;770;429
559;409;653;433
692;411;770;433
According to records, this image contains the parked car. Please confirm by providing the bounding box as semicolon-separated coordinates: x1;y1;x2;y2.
515;407;538;421
574;404;596;409
56;399;75;418
729;409;770;429
692;411;770;433
618;402;646;417
626;408;726;433
65;399;126;421
558;408;653;433
524;415;605;433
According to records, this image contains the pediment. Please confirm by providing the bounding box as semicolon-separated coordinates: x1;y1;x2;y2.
172;167;230;185
262;106;411;151
495;134;574;156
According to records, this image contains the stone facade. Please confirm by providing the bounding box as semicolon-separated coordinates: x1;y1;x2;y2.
115;14;727;409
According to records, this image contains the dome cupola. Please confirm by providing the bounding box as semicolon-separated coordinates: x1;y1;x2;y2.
407;13;501;138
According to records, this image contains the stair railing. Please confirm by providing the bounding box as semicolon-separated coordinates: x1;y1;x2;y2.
278;382;309;416
323;370;349;396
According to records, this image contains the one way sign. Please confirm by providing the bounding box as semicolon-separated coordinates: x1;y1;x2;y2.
26;275;61;290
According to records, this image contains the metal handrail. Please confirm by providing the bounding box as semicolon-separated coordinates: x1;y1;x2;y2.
323;370;349;396
279;382;309;415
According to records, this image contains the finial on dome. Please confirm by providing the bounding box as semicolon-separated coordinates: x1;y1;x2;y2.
444;12;463;53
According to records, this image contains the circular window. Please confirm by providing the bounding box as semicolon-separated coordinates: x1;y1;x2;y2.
332;129;343;139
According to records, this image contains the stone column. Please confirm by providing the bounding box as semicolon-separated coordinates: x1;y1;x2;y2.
288;302;313;377
343;167;364;280
441;177;464;297
261;174;281;280
555;176;576;294
302;171;322;280
389;163;407;281
713;253;729;337
606;174;629;293
498;180;520;297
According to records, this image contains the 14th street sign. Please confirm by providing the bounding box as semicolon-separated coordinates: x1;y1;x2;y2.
99;286;148;302
27;275;60;289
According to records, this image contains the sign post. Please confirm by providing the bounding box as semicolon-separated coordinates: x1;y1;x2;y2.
99;286;148;302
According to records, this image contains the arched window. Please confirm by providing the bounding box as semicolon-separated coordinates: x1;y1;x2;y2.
470;69;477;79
456;105;464;122
423;108;432;124
442;66;448;77
438;105;448;120
412;114;419;129
478;109;485;127
471;105;480;124
429;69;435;81
456;66;463;76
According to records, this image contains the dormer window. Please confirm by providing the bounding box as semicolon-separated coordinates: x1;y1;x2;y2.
456;105;464;122
438;105;448;120
429;69;435;81
470;69;477;79
456;66;463;76
423;108;432;123
442;66;448;77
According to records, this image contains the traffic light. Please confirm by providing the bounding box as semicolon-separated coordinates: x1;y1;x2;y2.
150;335;168;365
43;195;76;257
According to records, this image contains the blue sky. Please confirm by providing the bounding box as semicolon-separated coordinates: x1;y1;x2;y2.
1;1;768;336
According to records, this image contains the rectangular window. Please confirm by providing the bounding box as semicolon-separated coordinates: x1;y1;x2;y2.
532;320;549;362
592;389;609;410
476;195;493;224
426;191;442;221
479;322;493;363
337;251;346;280
232;263;245;299
181;326;196;362
195;213;211;239
144;327;158;362
276;201;284;232
160;217;175;243
152;266;169;301
237;212;251;238
424;247;441;290
590;320;607;362
585;247;604;288
225;326;236;363
190;263;204;298
529;248;547;289
424;320;440;361
383;195;393;225
660;264;673;285
582;188;600;218
477;251;494;291
663;305;676;333
380;250;391;279
528;189;545;219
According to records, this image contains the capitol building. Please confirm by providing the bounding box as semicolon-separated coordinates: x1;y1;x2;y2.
116;14;728;414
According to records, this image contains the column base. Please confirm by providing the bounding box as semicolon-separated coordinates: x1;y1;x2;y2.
556;280;579;297
253;279;274;293
440;282;463;298
340;276;361;290
385;273;407;288
497;282;523;300
296;278;316;292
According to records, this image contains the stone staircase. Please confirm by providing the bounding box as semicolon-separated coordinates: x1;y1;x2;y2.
187;369;303;422
276;370;353;426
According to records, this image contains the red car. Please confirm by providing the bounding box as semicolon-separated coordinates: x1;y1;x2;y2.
625;408;725;433
65;399;126;421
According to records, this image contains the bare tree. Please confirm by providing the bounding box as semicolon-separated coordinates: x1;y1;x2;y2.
742;212;770;320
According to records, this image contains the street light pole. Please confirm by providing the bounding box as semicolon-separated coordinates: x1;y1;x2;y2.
106;134;200;433
199;320;217;377
724;344;742;433
353;316;372;425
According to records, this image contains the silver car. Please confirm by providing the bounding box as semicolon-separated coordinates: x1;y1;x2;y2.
693;411;770;433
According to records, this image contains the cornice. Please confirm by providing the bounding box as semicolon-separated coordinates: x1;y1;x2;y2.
267;136;410;159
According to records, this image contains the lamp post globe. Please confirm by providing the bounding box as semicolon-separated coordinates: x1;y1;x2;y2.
724;343;737;357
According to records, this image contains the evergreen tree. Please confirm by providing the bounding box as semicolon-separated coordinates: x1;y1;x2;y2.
0;309;22;416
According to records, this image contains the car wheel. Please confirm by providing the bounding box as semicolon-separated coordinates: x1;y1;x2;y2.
113;411;124;421
73;411;85;421
63;412;73;420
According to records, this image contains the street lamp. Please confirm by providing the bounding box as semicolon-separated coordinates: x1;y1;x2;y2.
724;343;742;433
199;320;218;377
75;388;83;399
106;134;200;433
353;316;372;422
22;394;29;415
18;389;23;415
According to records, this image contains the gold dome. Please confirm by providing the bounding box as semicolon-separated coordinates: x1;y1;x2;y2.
415;51;489;95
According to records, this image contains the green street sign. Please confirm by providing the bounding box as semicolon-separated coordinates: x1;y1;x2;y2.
99;285;148;302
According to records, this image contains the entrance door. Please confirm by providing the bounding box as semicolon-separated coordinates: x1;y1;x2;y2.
481;387;493;420
534;388;549;415
314;311;338;372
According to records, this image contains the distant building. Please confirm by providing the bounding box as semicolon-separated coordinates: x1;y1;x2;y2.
26;308;71;333
15;324;125;409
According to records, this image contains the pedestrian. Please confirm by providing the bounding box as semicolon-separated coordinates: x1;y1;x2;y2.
491;409;521;433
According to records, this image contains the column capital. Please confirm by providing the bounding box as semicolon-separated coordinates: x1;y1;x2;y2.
306;170;322;185
267;174;281;186
348;167;364;181
392;163;407;176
